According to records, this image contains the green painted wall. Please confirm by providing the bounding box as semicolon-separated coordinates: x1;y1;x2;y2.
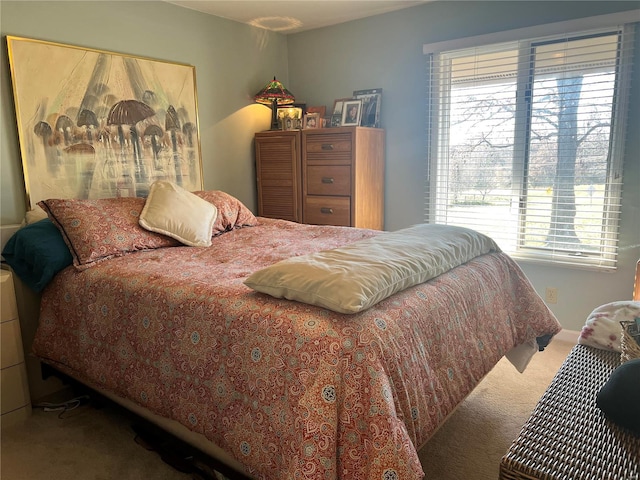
287;1;640;331
0;0;288;223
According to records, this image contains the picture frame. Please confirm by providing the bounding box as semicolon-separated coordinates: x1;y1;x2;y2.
277;104;305;129
353;88;382;128
341;99;363;127
303;112;320;129
307;105;326;119
6;36;203;208
330;115;342;127
332;97;353;117
282;117;295;131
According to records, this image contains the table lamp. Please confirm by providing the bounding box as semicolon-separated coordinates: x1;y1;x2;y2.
254;76;295;130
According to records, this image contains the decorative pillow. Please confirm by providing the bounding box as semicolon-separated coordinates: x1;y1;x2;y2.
244;224;500;314
1;218;73;292
38;197;180;270
193;190;258;235
596;358;640;435
578;301;640;352
139;181;217;247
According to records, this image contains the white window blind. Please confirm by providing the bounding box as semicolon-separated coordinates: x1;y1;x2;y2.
425;21;636;270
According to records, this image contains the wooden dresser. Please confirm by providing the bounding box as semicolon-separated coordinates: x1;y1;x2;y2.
255;127;384;229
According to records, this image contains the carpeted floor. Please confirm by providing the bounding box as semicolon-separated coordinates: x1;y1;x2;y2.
1;339;573;480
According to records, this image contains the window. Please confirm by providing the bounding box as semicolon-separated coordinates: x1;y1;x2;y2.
425;21;635;270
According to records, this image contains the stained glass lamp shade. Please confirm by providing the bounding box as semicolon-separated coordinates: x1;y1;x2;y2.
254;76;295;130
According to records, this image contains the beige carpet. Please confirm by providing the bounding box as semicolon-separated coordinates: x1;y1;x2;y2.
1;339;573;480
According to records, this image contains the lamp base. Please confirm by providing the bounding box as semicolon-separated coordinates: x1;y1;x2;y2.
269;99;280;130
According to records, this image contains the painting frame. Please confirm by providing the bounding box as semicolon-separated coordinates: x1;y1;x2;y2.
6;35;203;209
353;88;382;128
341;99;363;127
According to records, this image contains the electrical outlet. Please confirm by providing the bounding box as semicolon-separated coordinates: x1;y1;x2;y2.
545;287;558;304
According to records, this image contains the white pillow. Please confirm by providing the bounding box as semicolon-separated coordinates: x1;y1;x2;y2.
244;224;500;314
139;180;217;247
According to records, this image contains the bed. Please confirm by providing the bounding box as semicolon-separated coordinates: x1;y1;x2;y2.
3;187;562;480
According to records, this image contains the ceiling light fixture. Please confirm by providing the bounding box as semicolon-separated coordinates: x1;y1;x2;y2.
248;16;303;32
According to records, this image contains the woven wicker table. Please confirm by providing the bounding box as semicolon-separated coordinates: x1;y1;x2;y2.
500;344;640;480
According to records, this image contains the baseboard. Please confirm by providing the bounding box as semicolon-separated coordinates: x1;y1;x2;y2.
554;329;580;344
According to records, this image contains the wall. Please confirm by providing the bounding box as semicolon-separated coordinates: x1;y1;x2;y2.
287;1;640;331
1;1;638;332
0;0;287;224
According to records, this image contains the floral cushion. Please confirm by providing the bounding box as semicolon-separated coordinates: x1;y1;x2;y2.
38;197;180;270
193;190;258;235
578;301;640;352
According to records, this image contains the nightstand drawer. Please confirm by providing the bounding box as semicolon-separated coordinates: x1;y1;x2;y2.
303;196;350;226
1;319;25;368
1;364;30;415
305;133;352;164
306;166;351;196
1;270;18;322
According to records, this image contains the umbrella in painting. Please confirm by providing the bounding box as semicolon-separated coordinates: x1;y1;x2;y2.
143;124;164;169
165;105;182;184
77;109;99;143
33;121;59;174
55;115;74;146
107;99;155;184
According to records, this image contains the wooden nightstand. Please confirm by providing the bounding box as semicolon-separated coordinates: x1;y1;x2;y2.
1;269;32;428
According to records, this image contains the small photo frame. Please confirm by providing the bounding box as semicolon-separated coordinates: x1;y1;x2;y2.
332;97;352;116
341;99;362;126
276;103;306;129
303;112;320;129
307;105;326;118
330;114;342;127
283;117;295;131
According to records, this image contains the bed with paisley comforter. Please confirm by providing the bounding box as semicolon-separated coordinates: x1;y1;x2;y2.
7;190;562;480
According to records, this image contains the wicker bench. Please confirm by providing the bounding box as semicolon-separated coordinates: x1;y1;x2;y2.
500;344;640;480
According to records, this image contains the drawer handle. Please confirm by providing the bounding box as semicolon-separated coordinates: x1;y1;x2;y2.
320;207;333;215
321;144;334;150
321;177;334;184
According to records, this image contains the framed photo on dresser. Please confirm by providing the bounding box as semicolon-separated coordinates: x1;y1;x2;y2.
353;88;382;128
303;113;320;129
341;99;362;127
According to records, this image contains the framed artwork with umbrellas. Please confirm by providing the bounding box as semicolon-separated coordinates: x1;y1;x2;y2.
6;36;203;208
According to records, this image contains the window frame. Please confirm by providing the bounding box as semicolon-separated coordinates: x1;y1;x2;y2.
424;14;636;270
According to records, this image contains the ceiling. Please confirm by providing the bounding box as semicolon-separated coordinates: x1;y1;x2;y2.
165;1;430;34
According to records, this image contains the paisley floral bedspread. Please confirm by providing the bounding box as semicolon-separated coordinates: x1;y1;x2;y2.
33;218;561;480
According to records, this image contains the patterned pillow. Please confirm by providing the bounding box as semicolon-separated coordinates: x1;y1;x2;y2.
38;197;180;270
192;190;258;235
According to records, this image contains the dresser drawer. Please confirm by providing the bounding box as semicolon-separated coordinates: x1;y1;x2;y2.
305;133;352;164
306;166;351;196
304;196;351;226
1;319;24;368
